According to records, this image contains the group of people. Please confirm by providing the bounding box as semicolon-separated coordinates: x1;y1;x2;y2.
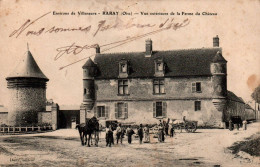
228;119;248;131
105;120;175;147
157;120;175;142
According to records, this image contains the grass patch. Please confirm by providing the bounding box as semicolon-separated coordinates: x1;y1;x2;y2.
228;132;260;156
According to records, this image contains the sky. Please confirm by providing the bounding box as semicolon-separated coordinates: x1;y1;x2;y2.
0;0;259;107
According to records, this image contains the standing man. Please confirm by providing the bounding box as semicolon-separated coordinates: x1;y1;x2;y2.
165;118;170;136
138;124;144;144
170;124;175;138
229;119;233;131
243;119;247;130
116;123;122;144
126;125;135;144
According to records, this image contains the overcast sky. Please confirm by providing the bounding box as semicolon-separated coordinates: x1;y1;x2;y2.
0;0;259;106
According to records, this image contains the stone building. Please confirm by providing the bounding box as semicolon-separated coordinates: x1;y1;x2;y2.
81;36;256;127
0;105;8;125
6;48;49;126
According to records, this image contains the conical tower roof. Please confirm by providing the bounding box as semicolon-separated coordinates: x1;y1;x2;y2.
212;51;227;63
82;58;96;68
6;50;48;80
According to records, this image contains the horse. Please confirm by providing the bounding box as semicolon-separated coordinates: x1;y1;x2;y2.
76;117;99;147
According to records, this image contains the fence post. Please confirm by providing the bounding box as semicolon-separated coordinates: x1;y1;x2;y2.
19;127;21;132
8;127;9;133
25;127;27;132
32;126;34;131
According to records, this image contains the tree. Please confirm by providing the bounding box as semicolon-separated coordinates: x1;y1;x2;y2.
251;85;260;103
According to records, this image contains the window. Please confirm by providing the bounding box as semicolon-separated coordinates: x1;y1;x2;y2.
157;63;163;71
153;79;165;94
97;106;105;118
153;102;167;118
154;60;165;77
118;103;124;118
121;64;127;73
195;101;201;111
118;80;129;95
84;88;86;94
156;102;162;117
119;60;128;78
192;82;201;92
115;102;128;119
95;105;109;118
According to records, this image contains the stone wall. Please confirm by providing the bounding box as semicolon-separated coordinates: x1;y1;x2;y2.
95;100;222;127
95;77;214;101
93;76;223;127
0;113;8;125
38;111;52;125
8;87;46;126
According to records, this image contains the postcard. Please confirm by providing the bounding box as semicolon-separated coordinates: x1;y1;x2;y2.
0;0;259;166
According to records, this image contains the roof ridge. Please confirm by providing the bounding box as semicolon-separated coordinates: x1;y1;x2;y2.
99;47;221;55
100;51;144;55
154;47;221;53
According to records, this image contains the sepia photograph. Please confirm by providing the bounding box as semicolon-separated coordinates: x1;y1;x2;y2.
0;0;259;166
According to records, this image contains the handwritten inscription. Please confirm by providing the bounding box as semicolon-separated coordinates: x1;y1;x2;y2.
8;12;191;70
57;18;190;70
9;12;189;39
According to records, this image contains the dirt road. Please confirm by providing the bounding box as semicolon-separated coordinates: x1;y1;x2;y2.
0;122;259;167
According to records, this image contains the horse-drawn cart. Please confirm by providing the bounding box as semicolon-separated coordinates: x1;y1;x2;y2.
172;119;198;133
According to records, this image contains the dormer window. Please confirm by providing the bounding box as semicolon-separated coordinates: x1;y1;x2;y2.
157;63;163;71
121;64;127;73
154;59;165;77
119;59;128;78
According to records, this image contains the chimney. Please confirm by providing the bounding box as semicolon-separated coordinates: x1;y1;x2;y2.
145;39;152;57
96;45;100;54
213;35;219;47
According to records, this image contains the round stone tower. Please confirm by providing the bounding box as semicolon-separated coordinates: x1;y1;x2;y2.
6;48;49;126
82;58;96;111
210;51;227;116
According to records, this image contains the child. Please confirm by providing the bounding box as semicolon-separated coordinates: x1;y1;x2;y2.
106;125;113;147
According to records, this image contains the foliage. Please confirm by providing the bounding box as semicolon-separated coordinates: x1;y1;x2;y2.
228;132;260;156
251;85;260;103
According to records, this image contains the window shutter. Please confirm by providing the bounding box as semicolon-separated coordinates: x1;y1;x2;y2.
124;103;128;119
162;102;167;117
153;102;156;118
115;103;118;119
105;106;110;119
192;83;196;92
94;105;97;117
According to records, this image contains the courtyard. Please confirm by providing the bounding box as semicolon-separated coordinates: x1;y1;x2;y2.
0;123;259;167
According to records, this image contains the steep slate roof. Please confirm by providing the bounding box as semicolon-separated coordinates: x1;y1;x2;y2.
213;51;227;63
82;58;96;68
6;51;48;80
227;91;245;103
94;47;223;79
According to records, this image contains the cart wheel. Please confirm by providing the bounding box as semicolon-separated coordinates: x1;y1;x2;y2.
185;122;197;133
